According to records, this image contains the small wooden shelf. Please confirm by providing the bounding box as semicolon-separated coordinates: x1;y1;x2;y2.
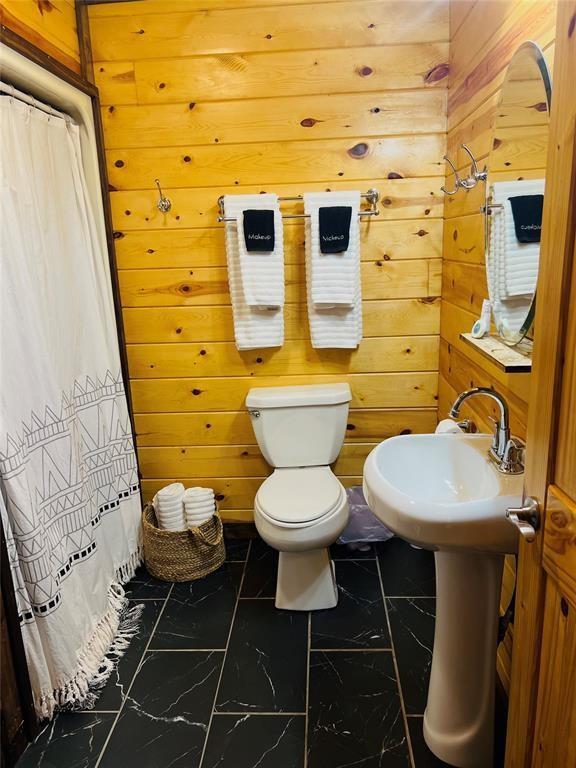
460;333;532;373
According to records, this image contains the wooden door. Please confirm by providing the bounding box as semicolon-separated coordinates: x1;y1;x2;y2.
505;2;576;766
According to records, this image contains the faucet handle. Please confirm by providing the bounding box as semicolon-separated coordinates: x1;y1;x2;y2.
501;437;525;474
456;419;477;434
487;416;501;448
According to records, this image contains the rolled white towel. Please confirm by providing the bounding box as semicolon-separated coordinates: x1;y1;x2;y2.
186;512;214;526
184;487;215;499
157;482;185;499
184;489;214;506
187;512;213;521
154;483;186;531
185;504;215;514
184;487;215;527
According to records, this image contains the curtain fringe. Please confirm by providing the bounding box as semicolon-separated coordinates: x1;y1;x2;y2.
37;548;144;720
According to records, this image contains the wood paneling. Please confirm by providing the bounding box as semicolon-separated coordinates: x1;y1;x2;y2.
448;0;555;130
115;219;443;269
441;0;557;697
89;1;448;60
123;299;441;344
118;261;436;307
134;408;438;447
94;45;449;105
109;178;444;231
131;372;439;413
106;134;445;190
543;488;576;611
0;0;80;73
532;576;576;768
126;336;440;379
516;3;576;755
88;0;368;16
89;0;448;518
555;238;576;501
101;91;447;149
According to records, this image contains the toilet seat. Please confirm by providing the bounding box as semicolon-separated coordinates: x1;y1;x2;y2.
256;467;345;527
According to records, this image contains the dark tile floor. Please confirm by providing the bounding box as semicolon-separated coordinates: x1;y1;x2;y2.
18;537;497;768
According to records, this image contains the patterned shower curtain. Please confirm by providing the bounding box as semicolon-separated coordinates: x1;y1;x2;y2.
0;96;142;718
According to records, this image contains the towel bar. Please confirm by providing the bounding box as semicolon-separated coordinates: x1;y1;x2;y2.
217;188;379;222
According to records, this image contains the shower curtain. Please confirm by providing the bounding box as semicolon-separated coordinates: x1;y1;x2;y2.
0;96;142;718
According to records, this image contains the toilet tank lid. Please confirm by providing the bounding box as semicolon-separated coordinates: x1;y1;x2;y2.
246;383;351;409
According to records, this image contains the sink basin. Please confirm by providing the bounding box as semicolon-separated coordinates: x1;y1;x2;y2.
363;433;523;553
363;432;525;768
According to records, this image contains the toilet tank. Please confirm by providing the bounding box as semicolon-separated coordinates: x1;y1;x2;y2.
246;383;351;467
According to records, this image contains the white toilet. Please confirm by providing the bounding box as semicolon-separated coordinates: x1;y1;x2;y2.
246;383;351;611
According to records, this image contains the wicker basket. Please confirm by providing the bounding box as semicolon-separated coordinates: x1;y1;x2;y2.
142;503;226;581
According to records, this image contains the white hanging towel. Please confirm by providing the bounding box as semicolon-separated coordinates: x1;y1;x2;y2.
490;179;544;299
303;191;362;348
223;194;284;350
305;190;361;306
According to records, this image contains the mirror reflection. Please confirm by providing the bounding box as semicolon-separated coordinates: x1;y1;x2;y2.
485;42;551;346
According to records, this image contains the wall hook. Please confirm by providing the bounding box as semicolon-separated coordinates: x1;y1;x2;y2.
441;144;487;195
441;155;461;196
155;179;172;213
460;144;487;188
365;187;380;215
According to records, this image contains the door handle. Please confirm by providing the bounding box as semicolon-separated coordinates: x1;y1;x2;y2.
506;497;540;543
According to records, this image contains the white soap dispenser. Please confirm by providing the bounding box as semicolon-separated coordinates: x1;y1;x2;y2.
471;299;492;339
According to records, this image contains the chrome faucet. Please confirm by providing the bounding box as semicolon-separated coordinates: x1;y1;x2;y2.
449;387;525;474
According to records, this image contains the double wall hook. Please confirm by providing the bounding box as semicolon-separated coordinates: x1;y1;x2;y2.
441;155;461;196
155;179;172;213
441;144;487;196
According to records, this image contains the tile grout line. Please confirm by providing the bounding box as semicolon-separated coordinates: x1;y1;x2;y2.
142;646;393;653
213;711;307;716
304;611;311;768
93;581;175;767
384;596;435;600
198;540;252;768
126;596;170;601
310;647;393;653
237;596;275;600
229;594;431;602
146;647;228;652
375;556;417;768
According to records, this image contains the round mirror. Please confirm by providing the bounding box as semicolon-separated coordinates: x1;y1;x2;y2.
485;42;551;346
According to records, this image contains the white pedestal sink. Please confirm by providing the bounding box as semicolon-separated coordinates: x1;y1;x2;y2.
363;433;523;768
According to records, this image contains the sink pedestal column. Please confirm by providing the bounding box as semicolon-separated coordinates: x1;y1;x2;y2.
423;551;504;768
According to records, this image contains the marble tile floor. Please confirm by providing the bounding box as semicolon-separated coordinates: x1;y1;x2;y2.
17;537;502;768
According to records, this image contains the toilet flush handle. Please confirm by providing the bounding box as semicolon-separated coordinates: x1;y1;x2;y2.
248;409;261;418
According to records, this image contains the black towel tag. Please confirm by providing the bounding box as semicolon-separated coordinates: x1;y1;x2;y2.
319;206;352;254
508;194;544;243
243;209;275;252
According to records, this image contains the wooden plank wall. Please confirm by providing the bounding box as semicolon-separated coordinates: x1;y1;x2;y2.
443;0;557;693
0;0;80;72
87;0;450;522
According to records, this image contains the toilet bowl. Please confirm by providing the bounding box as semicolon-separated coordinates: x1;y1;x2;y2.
254;467;349;610
246;383;352;611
